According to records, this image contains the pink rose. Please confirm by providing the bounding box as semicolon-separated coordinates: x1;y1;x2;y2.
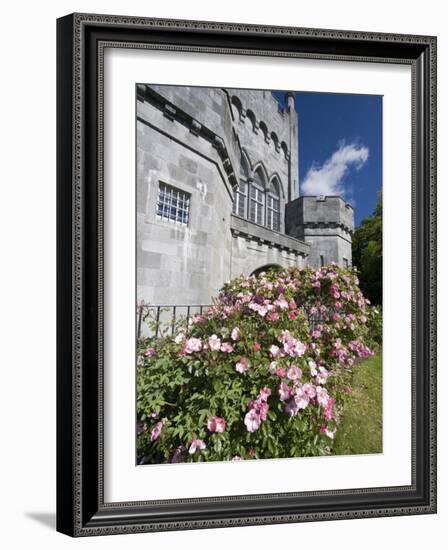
244;409;261;433
276;367;287;378
207;416;226;433
287;366;302;381
150;421;163;442
144;347;156;357
235;356;250;373
220;342;233;353
208;334;221;351
258;387;272;401
231;327;240;341
189;439;206;454
184;338;202;354
278;381;291;401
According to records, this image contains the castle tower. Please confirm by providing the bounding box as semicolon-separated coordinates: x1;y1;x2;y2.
285;196;355;268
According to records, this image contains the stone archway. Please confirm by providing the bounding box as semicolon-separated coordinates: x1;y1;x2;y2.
250;264;282;277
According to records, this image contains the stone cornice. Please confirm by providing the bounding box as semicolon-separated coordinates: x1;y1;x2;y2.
231;215;310;257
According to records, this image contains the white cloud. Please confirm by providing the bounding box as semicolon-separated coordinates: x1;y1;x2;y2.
301;143;369;198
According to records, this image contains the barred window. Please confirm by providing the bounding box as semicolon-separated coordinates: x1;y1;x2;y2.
266;179;280;231
156;182;190;225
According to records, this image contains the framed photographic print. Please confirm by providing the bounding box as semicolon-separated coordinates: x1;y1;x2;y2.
56;13;437;536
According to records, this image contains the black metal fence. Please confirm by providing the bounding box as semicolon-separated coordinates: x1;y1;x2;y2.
137;303;331;339
137;304;212;338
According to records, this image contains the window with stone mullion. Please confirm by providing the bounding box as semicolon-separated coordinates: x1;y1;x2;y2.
233;178;248;218
249;183;265;226
267;194;280;231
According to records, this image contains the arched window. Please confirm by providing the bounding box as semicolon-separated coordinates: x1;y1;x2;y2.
281;141;289;159
249;167;265;226
271;132;279;151
267;178;281;231
233;155;249;218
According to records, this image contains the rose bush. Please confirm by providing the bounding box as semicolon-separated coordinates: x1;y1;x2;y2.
137;264;380;464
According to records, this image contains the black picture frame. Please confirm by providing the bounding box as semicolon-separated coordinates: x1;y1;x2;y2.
57;13;437;537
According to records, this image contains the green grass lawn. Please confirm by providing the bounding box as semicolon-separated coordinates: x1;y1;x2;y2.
334;351;383;455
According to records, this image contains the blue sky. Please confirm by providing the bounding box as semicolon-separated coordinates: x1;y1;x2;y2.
273;91;382;227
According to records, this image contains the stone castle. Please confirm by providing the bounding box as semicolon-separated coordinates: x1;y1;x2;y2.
136;85;354;308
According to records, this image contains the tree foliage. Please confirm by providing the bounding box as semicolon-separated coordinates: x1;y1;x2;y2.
352;192;383;305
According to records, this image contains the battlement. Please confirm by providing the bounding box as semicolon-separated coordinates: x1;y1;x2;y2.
285;196;354;268
285;196;354;235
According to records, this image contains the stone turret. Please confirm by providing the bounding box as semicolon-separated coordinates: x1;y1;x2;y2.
285;196;355;268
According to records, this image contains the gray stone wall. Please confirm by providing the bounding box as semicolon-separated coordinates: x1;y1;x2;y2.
137;101;233;308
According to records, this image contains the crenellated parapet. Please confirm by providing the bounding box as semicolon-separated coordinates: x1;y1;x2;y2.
285;196;355;268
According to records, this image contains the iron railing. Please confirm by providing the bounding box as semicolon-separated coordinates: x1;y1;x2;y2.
137;303;212;338
137;302;333;339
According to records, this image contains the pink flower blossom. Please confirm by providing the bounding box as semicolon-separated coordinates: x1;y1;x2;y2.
294;387;310;410
189;439;206;454
269;361;278;374
144;347;156;357
207;416;226;433
269;345;280;357
275;294;289;310
303;383;317;398
276;367;286;378
308;359;318;376
287;366;302;381
184;338;202;354
150;421;163;442
231;327;240;341
235;356;250;373
324;397;336;421
220;342;234;353
315;366;329;385
280;330;306;357
266;312;280;322
253;342;261;352
258;387;272;401
208;334;221;351
316;386;330;407
244;408;261;432
332;313;341;322
278;381;291;401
